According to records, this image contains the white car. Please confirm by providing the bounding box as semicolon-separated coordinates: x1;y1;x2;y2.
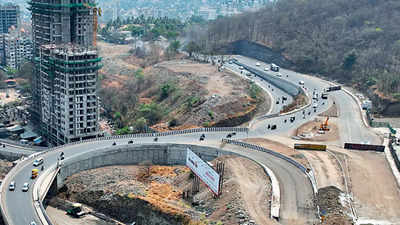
277;73;282;77
313;103;318;108
264;67;269;71
299;81;305;85
9;181;15;191
22;183;29;192
33;158;44;166
239;66;244;70
256;63;261;66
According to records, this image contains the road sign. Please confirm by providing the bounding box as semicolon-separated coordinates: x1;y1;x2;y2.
186;148;220;195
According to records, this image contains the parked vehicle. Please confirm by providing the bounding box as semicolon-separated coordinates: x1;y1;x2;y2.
256;63;261;66
66;203;85;218
299;81;305;85
271;125;277;130
321;93;328;99
128;140;134;144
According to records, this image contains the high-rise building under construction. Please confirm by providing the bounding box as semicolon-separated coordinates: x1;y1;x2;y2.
29;0;101;145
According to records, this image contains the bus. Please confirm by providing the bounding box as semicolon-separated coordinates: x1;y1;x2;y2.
270;63;280;72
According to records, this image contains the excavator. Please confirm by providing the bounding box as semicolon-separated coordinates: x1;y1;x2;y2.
320;117;330;131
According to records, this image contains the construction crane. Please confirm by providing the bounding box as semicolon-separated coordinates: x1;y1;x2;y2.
320;117;330;131
83;2;102;46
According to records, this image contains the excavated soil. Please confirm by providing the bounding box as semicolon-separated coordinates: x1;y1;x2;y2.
295;118;340;142
317;186;352;225
56;156;273;225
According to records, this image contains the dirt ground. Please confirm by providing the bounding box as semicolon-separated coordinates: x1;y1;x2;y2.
0;88;19;106
160;61;234;97
295;117;340;142
329;146;400;223
225;156;277;225
301;151;344;190
55;156;274;225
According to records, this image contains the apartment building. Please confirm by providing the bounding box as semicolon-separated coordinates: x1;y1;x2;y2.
1;32;32;69
0;3;19;34
29;0;101;145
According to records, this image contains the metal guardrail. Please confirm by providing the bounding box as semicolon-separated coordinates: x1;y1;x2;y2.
389;138;400;173
222;139;307;173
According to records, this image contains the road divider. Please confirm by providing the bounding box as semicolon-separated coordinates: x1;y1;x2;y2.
344;143;385;152
294;143;327;151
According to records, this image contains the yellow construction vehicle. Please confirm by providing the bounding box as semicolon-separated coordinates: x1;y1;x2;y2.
320;117;330;131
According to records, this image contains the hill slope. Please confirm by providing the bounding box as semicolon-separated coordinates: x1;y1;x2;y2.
198;0;400;112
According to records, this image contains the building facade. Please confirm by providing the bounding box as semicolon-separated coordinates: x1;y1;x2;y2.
2;32;32;69
0;3;20;34
29;0;101;145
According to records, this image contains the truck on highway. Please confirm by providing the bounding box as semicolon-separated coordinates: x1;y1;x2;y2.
325;86;341;92
270;63;280;72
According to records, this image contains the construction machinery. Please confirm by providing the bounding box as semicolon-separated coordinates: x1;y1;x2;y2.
66;203;85;218
320;117;330;131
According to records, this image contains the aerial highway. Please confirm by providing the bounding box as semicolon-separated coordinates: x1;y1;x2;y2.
0;55;380;225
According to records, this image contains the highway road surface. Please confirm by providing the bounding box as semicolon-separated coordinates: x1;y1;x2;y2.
0;55;380;225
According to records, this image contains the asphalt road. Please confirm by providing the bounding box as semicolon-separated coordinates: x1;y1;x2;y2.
0;55;380;225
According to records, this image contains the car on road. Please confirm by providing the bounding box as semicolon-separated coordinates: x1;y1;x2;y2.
299;81;305;85
277;73;282;77
264;67;269;71
226;134;232;138
239;66;244;70
33;158;44;167
256;63;261;66
9;181;15;191
313;103;318;108
271;125;277;130
22;183;29;192
30;222;37;225
199;134;205;141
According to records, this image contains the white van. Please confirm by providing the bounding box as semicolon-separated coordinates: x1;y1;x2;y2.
33;158;44;167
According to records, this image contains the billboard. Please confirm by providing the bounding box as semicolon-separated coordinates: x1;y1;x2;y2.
294;143;327;151
186;148;220;195
344;143;385;152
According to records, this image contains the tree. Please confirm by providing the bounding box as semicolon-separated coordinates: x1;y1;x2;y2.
343;51;357;71
184;41;201;57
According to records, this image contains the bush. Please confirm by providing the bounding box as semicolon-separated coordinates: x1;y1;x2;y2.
249;83;261;99
168;118;178;127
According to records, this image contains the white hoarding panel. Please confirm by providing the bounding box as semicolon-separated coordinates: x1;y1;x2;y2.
186;148;220;195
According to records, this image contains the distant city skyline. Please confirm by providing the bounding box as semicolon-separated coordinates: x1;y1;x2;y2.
0;0;270;23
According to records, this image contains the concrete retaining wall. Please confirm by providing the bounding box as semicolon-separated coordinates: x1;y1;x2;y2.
233;61;300;97
57;144;234;188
